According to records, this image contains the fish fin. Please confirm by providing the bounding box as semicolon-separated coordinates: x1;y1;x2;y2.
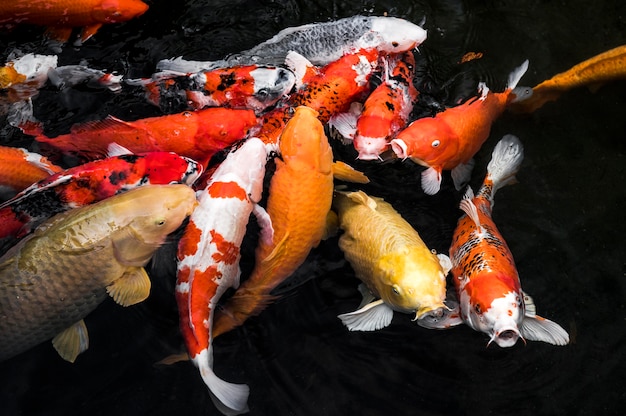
451;159;475;191
436;253;452;275
337;299;394;331
506;60;529;90
522;290;537;317
45;26;73;43
345;190;377;210
252;204;274;247
52;320;89;363
459;187;481;227
328;110;359;144
262;231;289;265
106;267;152;306
106;142;134;157
421;167;442;195
520;315;570;346
155;352;190;365
70;115;136;135
332;161;370;183
477;82;489;100
356;283;376;308
484;134;524;199
77;24;103;45
416;300;464;329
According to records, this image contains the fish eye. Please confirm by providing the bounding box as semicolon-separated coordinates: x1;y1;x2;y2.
155;218;166;227
474;304;482;314
392;285;401;295
431;140;441;148
256;88;269;99
392;41;399;47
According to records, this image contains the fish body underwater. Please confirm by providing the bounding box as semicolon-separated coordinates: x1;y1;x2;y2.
0;145;62;198
0;184;197;362
175;138;271;415
212;106;334;337
332;190;451;331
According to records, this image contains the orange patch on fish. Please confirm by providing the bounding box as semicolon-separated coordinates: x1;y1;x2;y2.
209;230;239;265
207;181;247;201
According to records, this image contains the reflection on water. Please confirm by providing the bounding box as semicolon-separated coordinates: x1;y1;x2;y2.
1;0;625;415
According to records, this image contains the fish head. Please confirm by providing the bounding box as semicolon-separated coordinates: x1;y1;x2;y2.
354;135;388;160
390;117;459;167
278;106;333;175
376;250;447;315
363;17;428;54
93;0;149;23
460;289;525;348
248;67;296;110
137;152;203;186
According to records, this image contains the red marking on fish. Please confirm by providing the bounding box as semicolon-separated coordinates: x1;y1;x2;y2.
207;181;247;201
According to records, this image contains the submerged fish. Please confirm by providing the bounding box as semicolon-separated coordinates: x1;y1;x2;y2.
390;60;529;195
176;138;270;416
34;108;258;166
157;15;427;72
421;135;569;347
0;145;62;198
333;190;451;331
0;0;149;44
509;44;626;113
0;184;197;362
0;150;201;251
213;106;334;337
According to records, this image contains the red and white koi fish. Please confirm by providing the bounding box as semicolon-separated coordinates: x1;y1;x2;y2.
33;107;258;167
329;51;419;160
420;135;569;347
0;145;62;198
0;149;201;253
175;137;271;415
390;60;529;195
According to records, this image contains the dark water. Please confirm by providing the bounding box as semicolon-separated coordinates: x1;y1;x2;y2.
1;1;625;415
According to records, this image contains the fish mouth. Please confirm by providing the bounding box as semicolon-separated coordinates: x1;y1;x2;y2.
413;303;447;321
487;327;523;348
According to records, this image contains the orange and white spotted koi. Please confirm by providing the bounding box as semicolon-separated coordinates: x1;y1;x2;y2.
175;137;272;415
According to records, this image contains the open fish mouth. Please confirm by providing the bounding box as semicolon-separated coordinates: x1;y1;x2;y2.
487;327;523;348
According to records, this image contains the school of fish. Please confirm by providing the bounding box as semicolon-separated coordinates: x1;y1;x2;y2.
2;9;621;414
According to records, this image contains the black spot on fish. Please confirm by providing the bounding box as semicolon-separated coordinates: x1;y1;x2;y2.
385;101;395;112
109;170;128;185
118;154;140;164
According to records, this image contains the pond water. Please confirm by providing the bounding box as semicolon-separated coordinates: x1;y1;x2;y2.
1;1;625;415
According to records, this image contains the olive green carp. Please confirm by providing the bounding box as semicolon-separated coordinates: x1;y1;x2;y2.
0;184;197;362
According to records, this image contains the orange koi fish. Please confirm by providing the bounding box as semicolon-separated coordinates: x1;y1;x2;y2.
138;65;295;113
0;0;149;44
176;138;271;415
34;108;258;166
390;60;529;195
509;44;626;113
421;135;569;347
0;150;201;252
329;51;419;160
254;49;379;145
213;106;334;337
0;145;62;198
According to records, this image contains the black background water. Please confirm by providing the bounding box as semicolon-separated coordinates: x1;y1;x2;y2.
1;1;625;415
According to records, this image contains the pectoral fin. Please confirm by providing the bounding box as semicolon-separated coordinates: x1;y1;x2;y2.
451;159;475;191
332;161;370;183
252;204;273;247
337;299;394;331
436;253;452;275
52;320;89;363
106;267;151;306
421;167;442;195
520;315;570;346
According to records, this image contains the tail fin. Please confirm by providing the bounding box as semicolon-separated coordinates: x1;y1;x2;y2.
479;134;524;202
506;60;529;90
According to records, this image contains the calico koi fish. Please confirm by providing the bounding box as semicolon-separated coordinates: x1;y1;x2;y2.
329;51;419;160
254;49;379;145
332;190;452;331
33;108;258;166
176;137;271;415
421;135;569;347
390;60;530;195
0;145;62;198
0;150;201;253
213;106;334;337
136;65;295;113
156;15;427;72
0;0;149;44
509;44;626;113
0;184;197;362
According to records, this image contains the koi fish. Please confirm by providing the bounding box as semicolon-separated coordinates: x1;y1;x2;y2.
33;108;258;166
254;49;379;145
213;106;334;337
0;145;62;198
390;60;529;195
329;51;419;160
0;54;58;102
156;15;427;72
0;0;149;44
176;137;271;415
135;65;295;113
509;44;626;113
332;190;451;331
421;135;569;347
0;150;201;252
0;184;197;362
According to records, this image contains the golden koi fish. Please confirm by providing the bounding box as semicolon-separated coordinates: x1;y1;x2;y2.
0;184;196;362
332;190;452;331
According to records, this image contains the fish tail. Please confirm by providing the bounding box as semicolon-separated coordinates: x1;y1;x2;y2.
478;134;524;203
507;59;529;91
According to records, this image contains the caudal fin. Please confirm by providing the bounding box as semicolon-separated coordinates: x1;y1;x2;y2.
479;134;524;202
